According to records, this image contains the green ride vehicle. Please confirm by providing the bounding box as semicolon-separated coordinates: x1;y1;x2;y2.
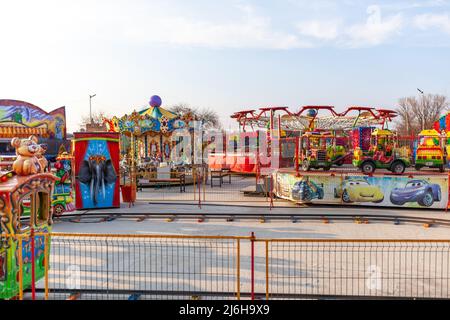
353;128;411;174
299;131;348;171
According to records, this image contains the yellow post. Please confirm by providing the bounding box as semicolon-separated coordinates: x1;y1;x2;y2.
265;240;269;300
18;235;23;300
44;234;49;300
236;239;240;300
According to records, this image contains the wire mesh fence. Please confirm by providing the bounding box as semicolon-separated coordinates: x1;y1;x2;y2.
24;234;450;300
263;240;450;299
43;234;246;300
137;166;274;204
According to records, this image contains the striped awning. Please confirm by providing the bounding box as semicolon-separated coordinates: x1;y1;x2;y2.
139;106;178;120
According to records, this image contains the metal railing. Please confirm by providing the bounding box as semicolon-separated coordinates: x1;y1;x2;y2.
7;233;450;300
260;239;450;300
42;233;247;300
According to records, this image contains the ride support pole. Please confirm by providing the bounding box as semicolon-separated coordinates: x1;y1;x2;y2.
269;177;274;210
295;136;299;176
31;228;36;300
198;170;202;209
447;172;450;213
251;232;255;301
265;240;269;301
18;235;23;300
203;166;206;202
193;166;197;201
236;239;241;300
44;234;49;300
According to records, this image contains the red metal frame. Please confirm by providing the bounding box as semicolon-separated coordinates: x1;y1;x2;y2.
232;106;398;132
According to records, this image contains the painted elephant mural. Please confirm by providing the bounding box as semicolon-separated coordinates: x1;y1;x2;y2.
78;156;117;206
74;132;121;210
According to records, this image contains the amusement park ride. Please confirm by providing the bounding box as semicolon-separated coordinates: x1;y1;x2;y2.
226;105;450;209
223;105;407;174
0;135;57;299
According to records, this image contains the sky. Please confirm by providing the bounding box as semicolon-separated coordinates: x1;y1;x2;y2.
1;0;450;133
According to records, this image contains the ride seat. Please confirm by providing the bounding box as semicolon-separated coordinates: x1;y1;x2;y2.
373;151;383;161
380;155;394;163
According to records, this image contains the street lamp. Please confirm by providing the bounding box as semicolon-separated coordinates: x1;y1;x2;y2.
417;88;425;130
89;94;96;123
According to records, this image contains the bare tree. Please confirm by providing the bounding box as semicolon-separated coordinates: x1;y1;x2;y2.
395;94;449;136
79;110;110;131
168;103;222;130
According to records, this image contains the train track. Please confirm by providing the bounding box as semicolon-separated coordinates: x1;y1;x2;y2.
54;211;450;227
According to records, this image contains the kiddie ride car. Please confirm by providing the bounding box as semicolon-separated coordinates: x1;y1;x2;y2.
415;130;447;172
299;131;349;171
353;129;411;174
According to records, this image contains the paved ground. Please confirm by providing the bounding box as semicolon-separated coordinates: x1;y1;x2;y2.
55;199;450;239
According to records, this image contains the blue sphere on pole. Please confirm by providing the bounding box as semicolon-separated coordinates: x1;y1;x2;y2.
307;109;318;117
149;95;162;108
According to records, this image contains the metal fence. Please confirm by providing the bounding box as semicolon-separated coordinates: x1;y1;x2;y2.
23;234;450;300
43;234;246;300
137;167;275;205
262;239;450;299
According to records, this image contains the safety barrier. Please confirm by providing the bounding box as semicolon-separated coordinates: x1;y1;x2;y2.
137;166;275;205
9;233;448;300
40;234;247;300
261;239;450;299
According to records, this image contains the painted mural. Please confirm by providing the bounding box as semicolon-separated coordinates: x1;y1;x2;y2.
74;132;120;210
0;100;66;139
274;171;449;209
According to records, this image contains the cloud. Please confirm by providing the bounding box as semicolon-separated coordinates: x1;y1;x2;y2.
345;5;404;47
296;20;341;40
0;0;311;51
0;0;447;53
293;5;404;47
122;4;310;50
413;13;450;34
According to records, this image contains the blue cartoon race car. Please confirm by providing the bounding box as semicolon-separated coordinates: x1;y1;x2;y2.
292;179;324;202
390;179;442;207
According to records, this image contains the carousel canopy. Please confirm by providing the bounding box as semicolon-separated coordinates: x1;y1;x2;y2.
104;99;188;136
139;106;178;120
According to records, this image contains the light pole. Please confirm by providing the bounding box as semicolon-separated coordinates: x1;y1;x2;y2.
89;94;96;124
417;88;425;130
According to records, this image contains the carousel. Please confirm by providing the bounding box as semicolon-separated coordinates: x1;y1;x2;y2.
103;96;200;191
103;95;192;163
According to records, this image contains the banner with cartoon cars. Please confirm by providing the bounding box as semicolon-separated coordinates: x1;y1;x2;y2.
273;171;448;209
